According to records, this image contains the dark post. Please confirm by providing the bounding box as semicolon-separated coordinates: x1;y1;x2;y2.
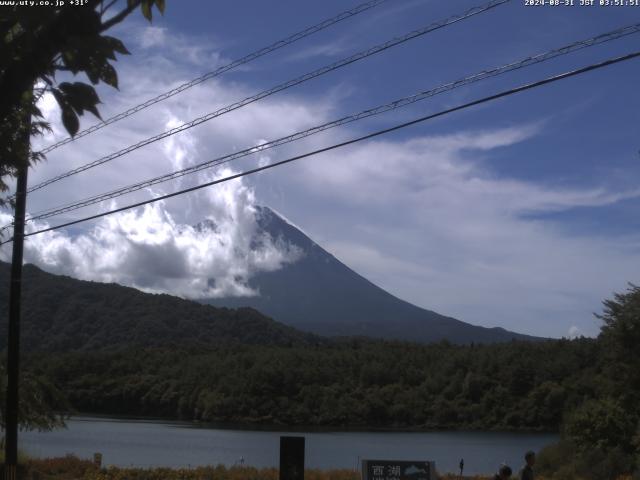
4;121;30;480
279;436;305;480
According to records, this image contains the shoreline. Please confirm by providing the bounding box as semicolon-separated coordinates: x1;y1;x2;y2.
23;416;557;475
66;413;559;435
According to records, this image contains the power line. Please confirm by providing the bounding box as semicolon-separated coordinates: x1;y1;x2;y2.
24;0;510;196
19;23;640;224
2;49;637;246
38;0;390;155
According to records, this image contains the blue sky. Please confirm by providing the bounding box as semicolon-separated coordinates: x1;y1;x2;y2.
2;0;639;338
156;0;640;242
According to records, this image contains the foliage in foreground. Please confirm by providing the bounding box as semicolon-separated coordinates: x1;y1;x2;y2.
536;439;639;480
21;457;352;480
24;284;639;479
13;455;638;480
9;280;640;477
537;284;640;480
0;363;70;432
0;0;165;204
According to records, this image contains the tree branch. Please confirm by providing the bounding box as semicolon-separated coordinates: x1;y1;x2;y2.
100;0;142;32
101;0;119;16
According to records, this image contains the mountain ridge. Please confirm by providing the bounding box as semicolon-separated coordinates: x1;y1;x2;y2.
0;206;542;347
203;206;541;344
0;261;322;352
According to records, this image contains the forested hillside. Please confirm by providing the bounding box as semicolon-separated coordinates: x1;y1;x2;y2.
0;260;602;433
25;338;598;431
0;262;321;350
3;262;638;478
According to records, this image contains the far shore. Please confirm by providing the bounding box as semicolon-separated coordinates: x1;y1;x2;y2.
65;413;558;434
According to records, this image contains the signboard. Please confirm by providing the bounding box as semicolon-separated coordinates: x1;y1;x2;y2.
362;460;436;480
280;436;305;480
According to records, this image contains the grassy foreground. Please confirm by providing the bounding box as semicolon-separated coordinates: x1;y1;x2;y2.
10;455;635;480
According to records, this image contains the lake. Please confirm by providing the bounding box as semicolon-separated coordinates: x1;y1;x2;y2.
20;416;557;475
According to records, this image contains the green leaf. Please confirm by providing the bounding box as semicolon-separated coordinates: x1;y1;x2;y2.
31;121;51;136
103;48;116;61
53;86;85;134
61;50;80;74
32;105;43;119
155;0;165;14
84;63;101;84
61;106;79;137
141;1;152;21
4;23;23;44
85;104;101;119
50;88;65;108
100;63;118;89
59;82;102;120
103;36;130;55
62;82;100;103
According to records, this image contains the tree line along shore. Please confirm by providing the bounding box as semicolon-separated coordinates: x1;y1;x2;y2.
3;285;639;479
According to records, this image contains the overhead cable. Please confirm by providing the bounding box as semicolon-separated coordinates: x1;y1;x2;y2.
39;0;391;154
2;49;637;245
20;23;640;224
25;0;511;195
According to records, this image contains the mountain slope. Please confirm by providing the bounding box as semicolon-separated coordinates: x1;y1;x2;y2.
204;206;540;344
0;262;321;352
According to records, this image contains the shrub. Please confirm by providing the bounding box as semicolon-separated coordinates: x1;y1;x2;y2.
25;454;98;479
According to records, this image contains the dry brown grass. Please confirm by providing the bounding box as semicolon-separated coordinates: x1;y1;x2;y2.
19;456;635;480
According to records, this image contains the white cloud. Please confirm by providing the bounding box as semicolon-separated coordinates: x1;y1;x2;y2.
276;128;640;337
0;26;326;301
134;24;225;68
138;26;167;49
285;39;348;62
0;168;302;299
163;116;199;174
568;325;583;339
3;22;637;340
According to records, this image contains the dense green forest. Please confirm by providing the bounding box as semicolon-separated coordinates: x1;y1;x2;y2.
0;263;322;351
19;284;640;479
25;338;597;431
1;262;638;477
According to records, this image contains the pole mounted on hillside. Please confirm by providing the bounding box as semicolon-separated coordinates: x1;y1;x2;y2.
4;114;30;480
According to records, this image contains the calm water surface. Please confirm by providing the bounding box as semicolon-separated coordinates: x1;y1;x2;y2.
21;416;557;475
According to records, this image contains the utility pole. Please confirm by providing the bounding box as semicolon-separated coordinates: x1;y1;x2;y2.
4;113;30;480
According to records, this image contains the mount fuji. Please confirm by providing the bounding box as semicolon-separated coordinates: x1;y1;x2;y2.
203;206;539;344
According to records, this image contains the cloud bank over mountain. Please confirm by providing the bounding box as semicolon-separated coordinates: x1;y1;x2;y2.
0;170;301;299
1;20;639;337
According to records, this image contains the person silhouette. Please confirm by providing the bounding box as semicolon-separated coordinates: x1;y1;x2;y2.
520;451;535;480
493;464;512;480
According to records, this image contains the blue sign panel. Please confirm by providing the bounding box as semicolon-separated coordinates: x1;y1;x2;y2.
362;460;436;480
